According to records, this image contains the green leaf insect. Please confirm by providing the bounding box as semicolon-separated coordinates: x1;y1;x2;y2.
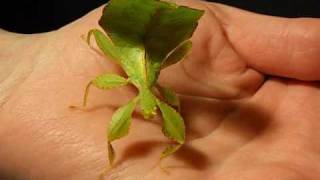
77;0;204;168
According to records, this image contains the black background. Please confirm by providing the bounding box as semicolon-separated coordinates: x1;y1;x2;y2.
1;0;320;34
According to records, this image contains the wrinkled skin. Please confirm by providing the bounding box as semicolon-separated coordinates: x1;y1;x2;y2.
1;0;320;179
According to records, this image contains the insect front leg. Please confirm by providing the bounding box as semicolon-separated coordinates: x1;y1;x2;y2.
86;29;122;65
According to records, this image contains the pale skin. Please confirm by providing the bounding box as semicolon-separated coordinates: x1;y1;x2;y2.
1;0;320;179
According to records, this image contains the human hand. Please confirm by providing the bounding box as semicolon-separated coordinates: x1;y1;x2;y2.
1;0;320;179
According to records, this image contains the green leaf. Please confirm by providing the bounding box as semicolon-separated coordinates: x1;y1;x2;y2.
99;0;154;88
87;29;122;64
157;85;180;109
139;88;157;119
107;99;136;142
99;0;204;87
161;144;182;160
157;100;185;144
92;74;128;89
162;40;192;69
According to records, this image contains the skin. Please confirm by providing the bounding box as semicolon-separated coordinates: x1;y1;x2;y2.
1;0;320;179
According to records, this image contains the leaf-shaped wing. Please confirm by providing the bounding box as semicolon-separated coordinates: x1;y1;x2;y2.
145;4;202;58
144;4;203;85
99;0;158;44
99;0;204;87
99;0;157;87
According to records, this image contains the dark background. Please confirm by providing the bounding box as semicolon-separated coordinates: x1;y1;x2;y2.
1;0;320;34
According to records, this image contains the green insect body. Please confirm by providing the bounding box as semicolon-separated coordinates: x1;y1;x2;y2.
80;0;204;166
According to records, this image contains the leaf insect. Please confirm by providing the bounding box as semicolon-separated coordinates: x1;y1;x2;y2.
72;0;204;174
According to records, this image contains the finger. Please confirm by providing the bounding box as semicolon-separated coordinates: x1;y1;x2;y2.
210;3;320;81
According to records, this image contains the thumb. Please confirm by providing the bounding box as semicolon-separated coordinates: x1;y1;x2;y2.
211;3;320;81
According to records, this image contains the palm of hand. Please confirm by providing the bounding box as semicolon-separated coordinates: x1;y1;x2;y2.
1;1;320;180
